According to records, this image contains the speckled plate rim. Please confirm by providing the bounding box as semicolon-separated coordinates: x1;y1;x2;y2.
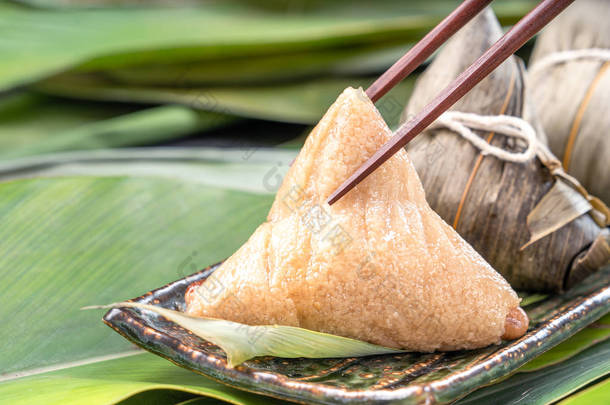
103;264;610;405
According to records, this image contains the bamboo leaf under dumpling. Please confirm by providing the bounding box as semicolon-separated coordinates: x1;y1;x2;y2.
85;302;404;367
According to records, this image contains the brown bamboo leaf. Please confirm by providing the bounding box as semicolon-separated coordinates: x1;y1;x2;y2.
522;179;592;249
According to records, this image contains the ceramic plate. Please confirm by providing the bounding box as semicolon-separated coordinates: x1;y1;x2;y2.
103;264;609;405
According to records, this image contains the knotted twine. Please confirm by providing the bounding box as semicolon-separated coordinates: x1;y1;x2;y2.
428;110;610;229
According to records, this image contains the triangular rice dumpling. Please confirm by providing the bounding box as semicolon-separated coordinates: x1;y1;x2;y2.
186;87;525;351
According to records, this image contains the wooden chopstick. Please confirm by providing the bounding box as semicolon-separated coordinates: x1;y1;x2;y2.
328;0;575;205
366;0;493;103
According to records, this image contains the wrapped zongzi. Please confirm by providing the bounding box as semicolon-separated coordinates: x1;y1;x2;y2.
528;0;610;204
402;9;609;292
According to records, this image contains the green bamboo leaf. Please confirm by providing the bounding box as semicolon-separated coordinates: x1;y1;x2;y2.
172;397;228;405
0;93;134;152
36;74;415;126
557;379;610;405
114;389;198;405
103;43;411;86
0;353;280;405
0;147;300;405
86;302;403;367
0;147;298;193
518;292;549;307
0;148;296;376
10;0;199;8
0;94;235;160
455;339;610;405
518;314;610;372
0;0;534;91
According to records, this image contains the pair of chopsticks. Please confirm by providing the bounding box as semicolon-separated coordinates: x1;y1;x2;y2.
328;0;575;205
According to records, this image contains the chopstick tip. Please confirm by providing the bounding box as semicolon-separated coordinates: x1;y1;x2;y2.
327;181;353;205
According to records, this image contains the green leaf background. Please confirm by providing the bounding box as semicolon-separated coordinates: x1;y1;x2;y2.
0;0;532;91
1;0;608;403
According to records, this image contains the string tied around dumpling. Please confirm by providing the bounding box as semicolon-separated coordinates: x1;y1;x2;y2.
429;110;610;242
430;111;537;163
529;48;610;172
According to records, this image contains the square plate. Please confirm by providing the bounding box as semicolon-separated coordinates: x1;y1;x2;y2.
103;264;609;405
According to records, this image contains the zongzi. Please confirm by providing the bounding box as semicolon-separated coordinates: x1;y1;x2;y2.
528;0;610;204
402;8;609;293
186;86;527;352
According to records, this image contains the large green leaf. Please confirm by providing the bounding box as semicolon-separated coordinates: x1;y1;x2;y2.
455;339;610;405
0;148;300;376
102;43;412;86
0;147;298;193
117;389;198;405
36;74;415;126
0;353;280;405
0;0;535;91
172;397;230;405
0;93;234;160
0;93;135;151
557;379;610;405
